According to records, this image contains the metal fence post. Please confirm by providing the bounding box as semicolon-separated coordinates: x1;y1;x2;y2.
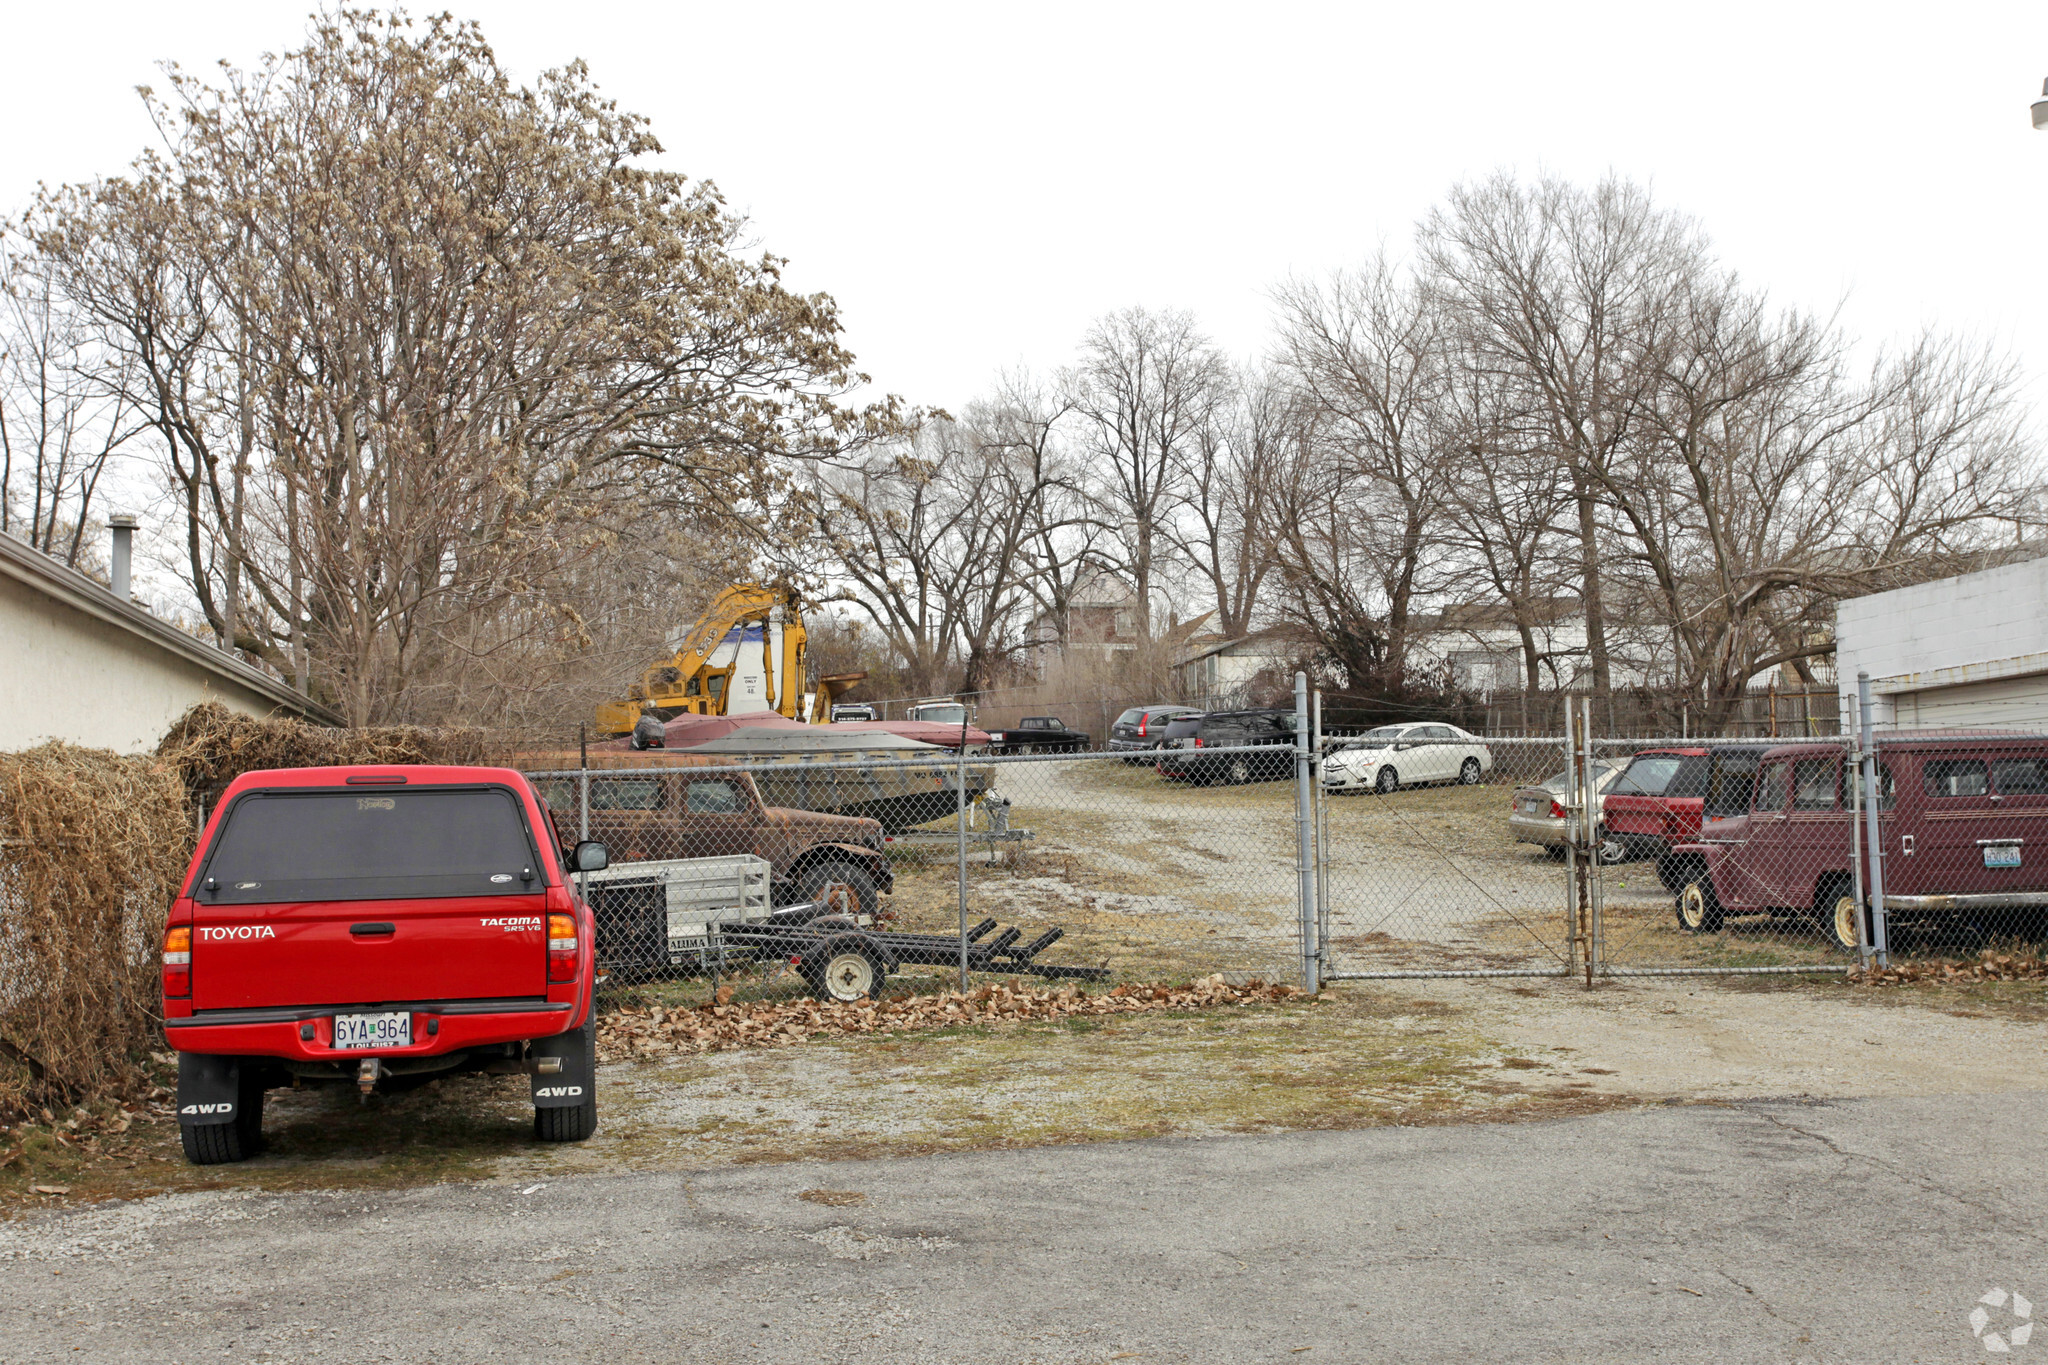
1848;729;1870;969
1562;699;1581;977
1313;690;1330;982
957;714;970;991
577;723;590;901
1857;671;1890;967
1582;697;1603;983
1294;671;1318;994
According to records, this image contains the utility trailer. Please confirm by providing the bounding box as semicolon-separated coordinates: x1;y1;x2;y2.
581;853;1107;1000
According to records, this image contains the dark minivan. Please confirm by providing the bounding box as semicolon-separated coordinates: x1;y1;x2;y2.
1155;709;1299;785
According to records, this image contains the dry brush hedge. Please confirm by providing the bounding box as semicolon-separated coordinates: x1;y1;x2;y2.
155;701;491;808
0;743;192;1118
596;975;1308;1062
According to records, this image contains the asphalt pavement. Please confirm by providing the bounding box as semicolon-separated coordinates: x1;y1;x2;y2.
3;1094;2044;1364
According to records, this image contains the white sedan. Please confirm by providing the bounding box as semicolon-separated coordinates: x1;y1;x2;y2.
1321;723;1493;794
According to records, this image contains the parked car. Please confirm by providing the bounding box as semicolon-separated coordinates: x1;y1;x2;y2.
1109;705;1204;761
1155;709;1299;785
828;703;878;722
163;764;610;1165
1664;731;2048;951
1596;747;1710;864
987;716;1091;754
1507;759;1628;858
1321;723;1493;794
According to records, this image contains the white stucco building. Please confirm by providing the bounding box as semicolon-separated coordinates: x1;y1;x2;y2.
1835;556;2048;732
1;528;338;753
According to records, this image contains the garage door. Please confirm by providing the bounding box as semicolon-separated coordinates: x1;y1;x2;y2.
1894;673;2048;731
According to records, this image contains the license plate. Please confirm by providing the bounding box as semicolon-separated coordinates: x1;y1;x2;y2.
332;1011;412;1049
1985;845;2022;869
1519;799;1540;813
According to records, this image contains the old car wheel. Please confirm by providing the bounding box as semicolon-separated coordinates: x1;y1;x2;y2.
1596;827;1629;865
797;861;879;920
1375;766;1399;795
1676;879;1723;934
803;939;883;1002
1829;893;1867;953
1227;757;1253;785
1459;758;1482;785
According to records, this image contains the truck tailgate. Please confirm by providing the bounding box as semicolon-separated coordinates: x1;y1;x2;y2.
191;894;548;1009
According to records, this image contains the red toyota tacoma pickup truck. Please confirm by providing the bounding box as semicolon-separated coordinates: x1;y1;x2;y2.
162;764;610;1165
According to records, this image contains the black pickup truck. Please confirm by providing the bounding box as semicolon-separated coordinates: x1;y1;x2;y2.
987;716;1091;754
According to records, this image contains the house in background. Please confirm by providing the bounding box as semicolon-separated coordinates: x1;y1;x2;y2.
1171;627;1313;708
1836;556;2048;732
1;524;338;753
1022;570;1142;672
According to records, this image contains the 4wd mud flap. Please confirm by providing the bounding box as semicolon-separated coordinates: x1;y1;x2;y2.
175;1053;241;1125
528;1018;595;1109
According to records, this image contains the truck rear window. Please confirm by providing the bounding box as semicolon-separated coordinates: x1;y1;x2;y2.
195;787;541;904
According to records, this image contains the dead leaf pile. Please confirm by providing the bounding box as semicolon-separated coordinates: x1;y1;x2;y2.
597;976;1304;1062
1848;952;2048;987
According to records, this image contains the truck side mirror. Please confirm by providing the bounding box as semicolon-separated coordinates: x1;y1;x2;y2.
572;841;609;872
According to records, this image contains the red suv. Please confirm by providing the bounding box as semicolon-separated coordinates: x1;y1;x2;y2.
163;765;608;1165
1598;747;1709;866
1664;733;2048;951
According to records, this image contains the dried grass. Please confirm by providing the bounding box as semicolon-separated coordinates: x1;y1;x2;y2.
1848;951;2048;986
155;701;491;808
0;743;191;1119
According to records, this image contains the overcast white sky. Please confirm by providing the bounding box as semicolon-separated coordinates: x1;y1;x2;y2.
6;0;2048;415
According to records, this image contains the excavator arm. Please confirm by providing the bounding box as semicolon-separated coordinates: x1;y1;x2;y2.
593;583;811;736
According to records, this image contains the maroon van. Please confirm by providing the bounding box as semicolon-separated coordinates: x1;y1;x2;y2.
1664;732;2048;952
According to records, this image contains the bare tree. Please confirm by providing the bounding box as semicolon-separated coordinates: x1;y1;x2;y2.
0;246;139;569
1272;255;1459;689
1068;308;1230;644
1163;363;1286;638
1421;174;1696;694
28;11;895;723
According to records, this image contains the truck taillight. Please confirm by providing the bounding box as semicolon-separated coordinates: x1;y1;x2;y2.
163;925;191;998
547;913;578;983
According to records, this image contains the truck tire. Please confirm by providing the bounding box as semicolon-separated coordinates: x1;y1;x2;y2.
534;1019;598;1143
179;1073;264;1166
1676;878;1724;934
798;860;879;920
802;936;886;1003
1827;890;1868;954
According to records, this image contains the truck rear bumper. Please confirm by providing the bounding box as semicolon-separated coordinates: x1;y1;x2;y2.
164;997;576;1060
1883;892;2048;912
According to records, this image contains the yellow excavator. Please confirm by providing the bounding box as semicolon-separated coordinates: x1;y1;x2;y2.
591;583;867;737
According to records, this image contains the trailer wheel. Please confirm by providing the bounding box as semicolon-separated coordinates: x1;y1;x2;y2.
803;937;885;1002
797;860;879;920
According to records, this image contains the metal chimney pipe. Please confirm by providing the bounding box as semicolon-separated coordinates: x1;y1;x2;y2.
108;514;137;600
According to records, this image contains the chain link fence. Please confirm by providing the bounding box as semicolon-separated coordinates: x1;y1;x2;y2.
522;690;2048;1003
